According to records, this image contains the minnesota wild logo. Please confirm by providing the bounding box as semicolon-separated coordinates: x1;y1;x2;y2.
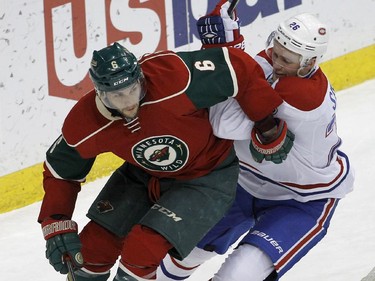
149;147;170;162
132;135;189;172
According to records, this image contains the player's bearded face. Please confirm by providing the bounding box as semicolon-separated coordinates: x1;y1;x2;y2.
98;82;143;119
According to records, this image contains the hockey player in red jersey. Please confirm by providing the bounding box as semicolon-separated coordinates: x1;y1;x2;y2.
37;28;295;280
157;2;354;281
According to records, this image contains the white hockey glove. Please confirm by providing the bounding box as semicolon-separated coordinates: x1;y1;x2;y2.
197;0;245;50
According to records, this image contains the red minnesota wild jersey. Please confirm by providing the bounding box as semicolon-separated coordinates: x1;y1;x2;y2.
39;47;282;220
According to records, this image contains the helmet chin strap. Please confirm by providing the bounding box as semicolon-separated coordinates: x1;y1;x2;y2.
297;64;317;78
297;57;317;78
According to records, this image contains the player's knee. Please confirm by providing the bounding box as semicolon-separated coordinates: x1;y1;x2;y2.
179;246;217;267
121;224;173;278
214;244;274;281
80;221;123;273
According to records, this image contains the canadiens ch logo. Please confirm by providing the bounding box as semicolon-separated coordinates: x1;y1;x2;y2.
132;135;189;172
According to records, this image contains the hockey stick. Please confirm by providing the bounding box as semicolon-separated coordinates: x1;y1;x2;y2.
227;0;240;18
65;257;77;281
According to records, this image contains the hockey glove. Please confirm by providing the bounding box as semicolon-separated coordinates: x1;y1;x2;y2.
250;119;295;164
42;218;83;274
197;0;245;50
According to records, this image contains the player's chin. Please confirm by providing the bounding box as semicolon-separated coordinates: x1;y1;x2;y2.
120;106;139;119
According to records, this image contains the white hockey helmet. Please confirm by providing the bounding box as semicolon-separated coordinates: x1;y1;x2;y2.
274;13;329;67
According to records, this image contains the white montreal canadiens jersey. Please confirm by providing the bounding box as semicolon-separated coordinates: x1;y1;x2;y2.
209;54;354;202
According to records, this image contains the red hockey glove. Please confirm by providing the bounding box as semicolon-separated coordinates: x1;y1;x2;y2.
250;119;295;164
197;0;245;50
42;218;83;274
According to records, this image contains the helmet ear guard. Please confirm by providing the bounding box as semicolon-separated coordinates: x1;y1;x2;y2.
272;13;329;67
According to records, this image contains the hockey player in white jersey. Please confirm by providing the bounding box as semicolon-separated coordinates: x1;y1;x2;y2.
157;2;355;280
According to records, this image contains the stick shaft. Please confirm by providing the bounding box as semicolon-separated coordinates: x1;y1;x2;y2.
66;259;76;281
227;0;240;17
